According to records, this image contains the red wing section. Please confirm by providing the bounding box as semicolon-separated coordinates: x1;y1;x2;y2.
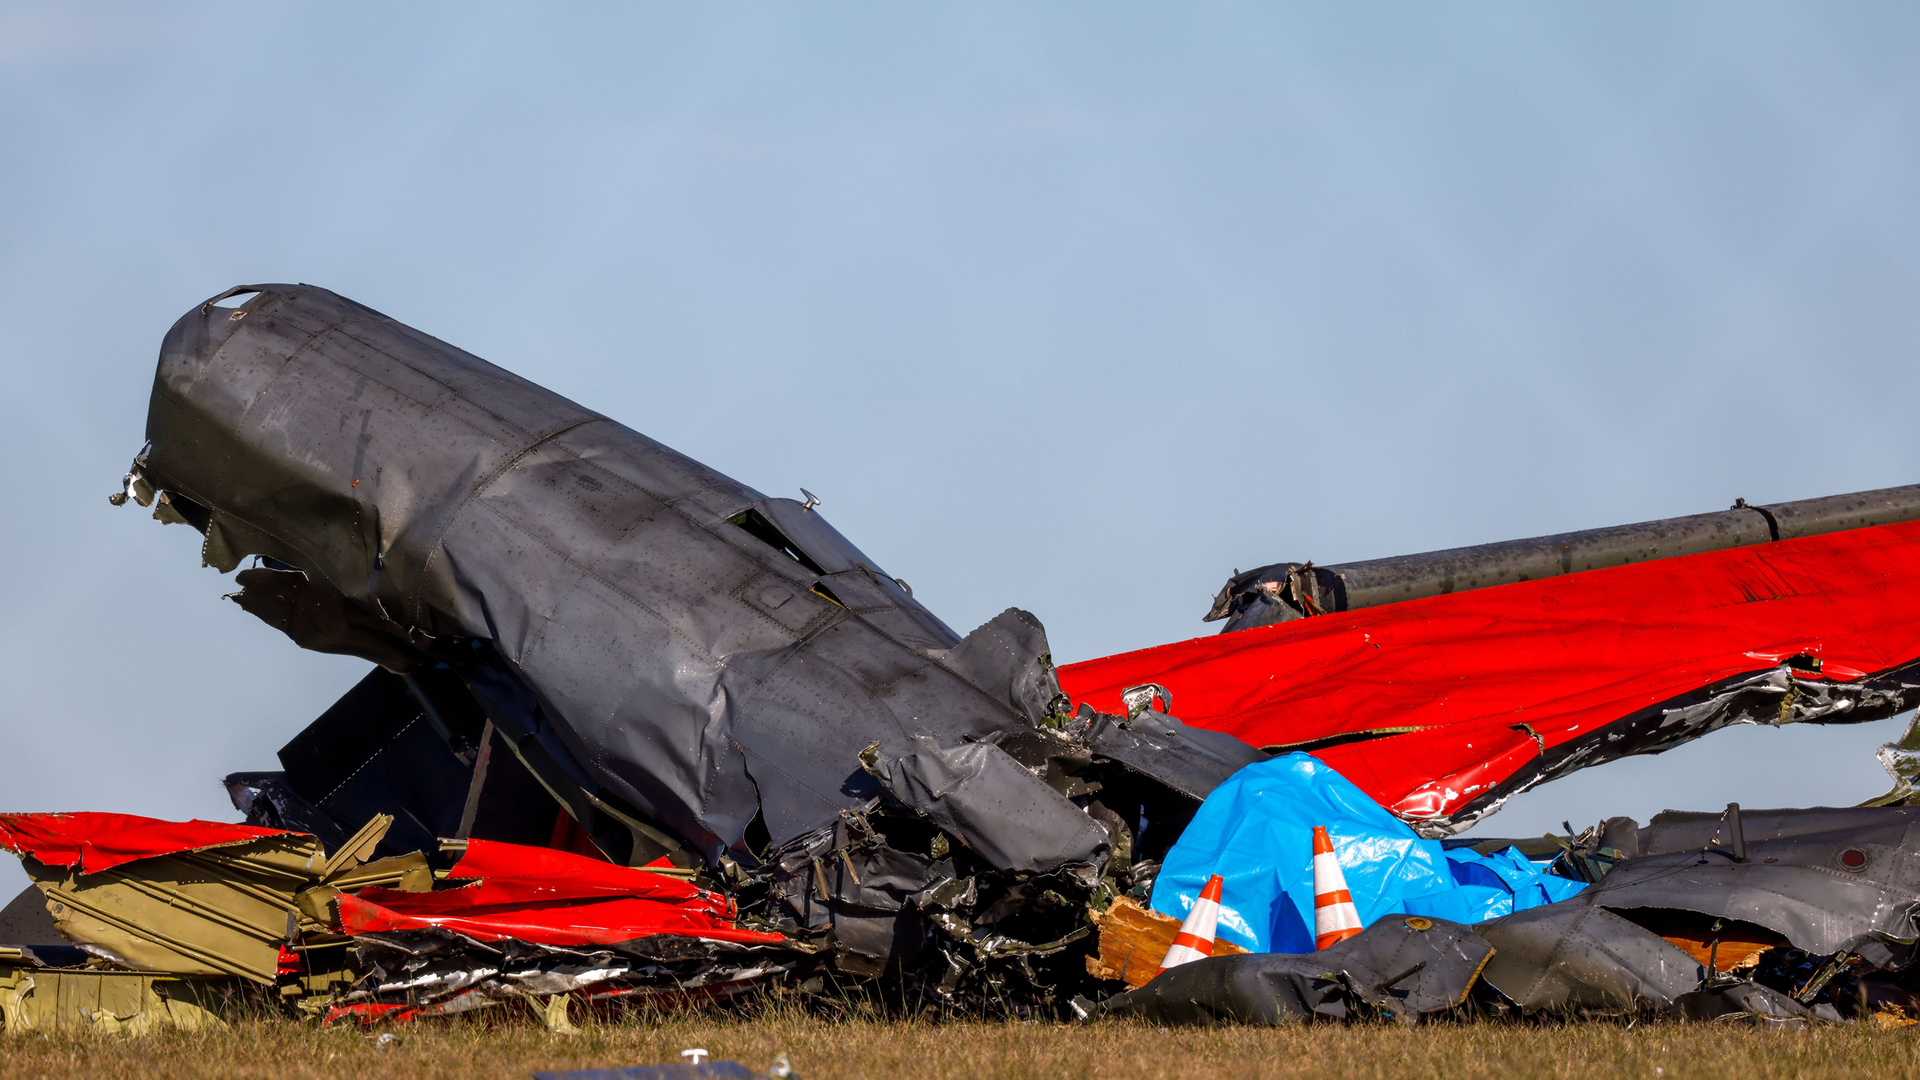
0;812;296;873
336;838;783;947
333;892;782;946
1058;519;1920;832
440;838;719;908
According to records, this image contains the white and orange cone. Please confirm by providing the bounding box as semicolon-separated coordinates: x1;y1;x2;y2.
1312;826;1364;950
1157;873;1224;972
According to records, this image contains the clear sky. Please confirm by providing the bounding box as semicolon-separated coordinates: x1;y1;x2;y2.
4;4;1919;901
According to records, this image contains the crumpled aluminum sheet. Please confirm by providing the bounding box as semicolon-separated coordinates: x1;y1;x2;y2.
861;736;1111;874
1475;901;1706;1016
338;927;800;1015
1096;915;1493;1024
127;283;1271;993
130;285;1097;873
1591;806;1920;958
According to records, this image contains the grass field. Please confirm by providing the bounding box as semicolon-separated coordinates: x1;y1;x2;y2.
4;1009;1919;1080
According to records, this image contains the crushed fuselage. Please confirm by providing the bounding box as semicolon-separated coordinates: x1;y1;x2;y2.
117;283;1253;997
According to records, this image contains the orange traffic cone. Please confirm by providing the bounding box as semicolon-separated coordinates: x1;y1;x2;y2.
1157;873;1224;972
1312;826;1364;949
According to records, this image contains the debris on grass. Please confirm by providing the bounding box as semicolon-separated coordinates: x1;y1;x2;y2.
10;282;1920;1034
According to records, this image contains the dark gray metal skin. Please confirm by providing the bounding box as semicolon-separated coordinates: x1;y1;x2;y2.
1103;903;1828;1024
1475;902;1706;1017
1209;485;1920;632
1081;707;1266;804
1471;805;1920;1019
126;284;1088;872
1673;981;1823;1026
1098;916;1492;1025
1587;807;1920;958
863;737;1112;874
1607;805;1920;859
1590;849;1919;960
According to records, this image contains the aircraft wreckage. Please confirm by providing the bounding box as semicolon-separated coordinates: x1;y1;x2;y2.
7;282;1920;1030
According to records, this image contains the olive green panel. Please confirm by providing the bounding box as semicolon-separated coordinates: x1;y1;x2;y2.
0;964;226;1033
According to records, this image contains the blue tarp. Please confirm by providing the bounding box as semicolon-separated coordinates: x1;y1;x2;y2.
1149;752;1587;953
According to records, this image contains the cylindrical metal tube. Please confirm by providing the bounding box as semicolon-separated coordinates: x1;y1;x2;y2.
1213;484;1920;633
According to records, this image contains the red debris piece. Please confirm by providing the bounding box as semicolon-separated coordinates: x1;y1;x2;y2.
335;893;780;946
1060;519;1920;825
441;838;713;907
336;838;782;947
323;1000;416;1025
0;812;294;873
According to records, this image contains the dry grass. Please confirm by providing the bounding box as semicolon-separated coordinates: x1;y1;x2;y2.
4;1006;1920;1080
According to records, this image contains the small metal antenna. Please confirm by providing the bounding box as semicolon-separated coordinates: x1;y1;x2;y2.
799;488;821;511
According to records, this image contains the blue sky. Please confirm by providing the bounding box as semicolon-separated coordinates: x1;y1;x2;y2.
4;4;1919;899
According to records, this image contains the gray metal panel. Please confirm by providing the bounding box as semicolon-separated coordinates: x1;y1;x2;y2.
1476;902;1703;1016
134;284;1072;867
1099;916;1492;1024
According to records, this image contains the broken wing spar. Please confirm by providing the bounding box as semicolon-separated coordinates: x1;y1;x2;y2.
1060;510;1920;833
1205;484;1920;633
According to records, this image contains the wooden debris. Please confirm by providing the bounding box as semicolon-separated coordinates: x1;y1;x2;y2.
1624;908;1787;972
1086;896;1247;988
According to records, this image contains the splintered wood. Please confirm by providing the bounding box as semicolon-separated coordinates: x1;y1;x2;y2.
1624;908;1788;973
1658;930;1778;973
1086;896;1246;988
